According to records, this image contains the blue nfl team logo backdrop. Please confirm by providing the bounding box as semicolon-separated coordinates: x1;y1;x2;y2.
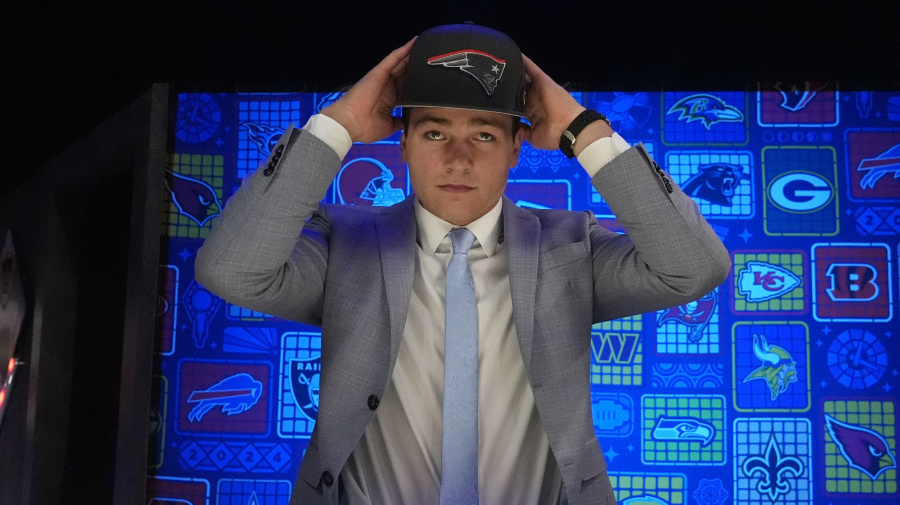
148;86;900;504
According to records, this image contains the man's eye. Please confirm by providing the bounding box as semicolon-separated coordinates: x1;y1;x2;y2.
426;131;444;140
477;132;495;141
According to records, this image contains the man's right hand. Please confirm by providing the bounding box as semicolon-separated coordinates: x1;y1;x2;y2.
321;38;415;144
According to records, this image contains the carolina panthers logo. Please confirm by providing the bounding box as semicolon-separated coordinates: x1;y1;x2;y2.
682;163;746;206
427;50;506;96
667;94;743;129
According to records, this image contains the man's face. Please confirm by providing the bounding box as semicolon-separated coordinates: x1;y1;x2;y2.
401;107;523;226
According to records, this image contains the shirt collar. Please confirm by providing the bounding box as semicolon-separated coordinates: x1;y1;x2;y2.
414;198;503;257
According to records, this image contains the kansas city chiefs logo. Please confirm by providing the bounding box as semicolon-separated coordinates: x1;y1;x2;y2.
427;50;506;96
738;261;801;302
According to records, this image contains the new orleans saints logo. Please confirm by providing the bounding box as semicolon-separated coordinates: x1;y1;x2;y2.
741;432;804;501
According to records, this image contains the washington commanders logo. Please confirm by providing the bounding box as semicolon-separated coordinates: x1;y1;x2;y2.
738;261;801;302
741;432;804;501
743;334;798;400
667;94;744;129
290;355;321;422
427;50;506;95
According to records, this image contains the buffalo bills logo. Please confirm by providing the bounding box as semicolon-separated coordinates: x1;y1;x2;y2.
825;415;896;480
290;355;321;422
427;50;506;95
187;373;263;422
165;171;222;227
667;94;743;129
857;144;900;190
682;163;746;206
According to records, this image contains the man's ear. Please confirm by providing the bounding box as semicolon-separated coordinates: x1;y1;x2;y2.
509;126;525;169
400;129;408;162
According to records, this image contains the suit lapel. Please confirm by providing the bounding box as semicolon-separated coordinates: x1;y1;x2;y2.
502;196;540;370
375;196;417;368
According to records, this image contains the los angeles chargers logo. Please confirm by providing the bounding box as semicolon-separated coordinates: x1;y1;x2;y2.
682;163;746;206
857;144;900;190
667;94;744;129
738;261;801;302
825;415;896;480
290;355;321;422
741;432;804;501
187;373;263;422
743;334;798;400
427;50;506;95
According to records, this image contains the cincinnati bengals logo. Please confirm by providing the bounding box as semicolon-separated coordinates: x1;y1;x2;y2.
826;263;879;301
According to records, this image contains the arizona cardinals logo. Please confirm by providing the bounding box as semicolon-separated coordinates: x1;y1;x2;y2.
667;94;743;129
773;81;828;112
241;121;284;157
741;432;804;501
825;415;896;480
427;50;506;95
165;171;222;227
857;144;900;189
187;373;262;422
657;290;716;342
682;163;746;206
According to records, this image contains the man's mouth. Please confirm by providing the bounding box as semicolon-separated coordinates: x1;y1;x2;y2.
439;184;475;193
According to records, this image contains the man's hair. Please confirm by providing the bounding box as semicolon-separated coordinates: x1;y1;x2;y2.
401;108;521;137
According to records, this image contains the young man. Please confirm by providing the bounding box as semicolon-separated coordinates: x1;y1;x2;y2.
196;23;730;505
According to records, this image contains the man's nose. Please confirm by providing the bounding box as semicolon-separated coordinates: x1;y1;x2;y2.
443;138;473;172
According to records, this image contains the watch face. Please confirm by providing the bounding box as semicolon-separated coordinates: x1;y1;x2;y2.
827;329;887;389
175;93;222;144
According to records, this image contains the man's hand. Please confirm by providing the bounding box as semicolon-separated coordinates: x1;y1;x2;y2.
521;55;613;155
321;38;415;144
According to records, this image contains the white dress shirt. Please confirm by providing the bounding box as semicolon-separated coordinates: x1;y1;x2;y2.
302;113;629;504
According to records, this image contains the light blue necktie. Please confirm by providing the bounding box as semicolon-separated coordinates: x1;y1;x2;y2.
441;227;479;505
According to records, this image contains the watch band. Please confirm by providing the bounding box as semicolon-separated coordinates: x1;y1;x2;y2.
559;109;611;158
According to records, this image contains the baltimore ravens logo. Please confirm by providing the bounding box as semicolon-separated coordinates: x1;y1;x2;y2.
667;94;743;129
427;50;506;95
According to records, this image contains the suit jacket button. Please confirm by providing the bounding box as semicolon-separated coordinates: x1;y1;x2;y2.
268;160;278;169
322;471;334;486
263;168;274;176
275;144;285;154
367;395;380;410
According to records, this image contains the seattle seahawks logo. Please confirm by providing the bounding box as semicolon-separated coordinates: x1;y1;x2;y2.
667;94;743;129
427;50;506;95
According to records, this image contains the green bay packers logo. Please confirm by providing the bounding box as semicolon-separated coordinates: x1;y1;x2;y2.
290;355;321;422
767;171;833;213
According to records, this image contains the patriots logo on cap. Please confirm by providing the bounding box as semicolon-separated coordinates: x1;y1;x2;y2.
427;50;506;95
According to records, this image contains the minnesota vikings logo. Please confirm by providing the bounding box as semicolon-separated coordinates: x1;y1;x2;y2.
427;50;506;95
773;81;828;112
165;170;222;227
857;144;900;190
681;163;746;206
741;432;804;502
743;334;798;400
290;355;321;422
825;415;896;480
667;94;743;129
657;290;716;342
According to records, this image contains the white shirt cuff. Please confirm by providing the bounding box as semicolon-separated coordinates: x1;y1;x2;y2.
302;114;353;161
576;132;633;177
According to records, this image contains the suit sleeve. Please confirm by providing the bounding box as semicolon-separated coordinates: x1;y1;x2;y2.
194;125;339;325
586;143;732;323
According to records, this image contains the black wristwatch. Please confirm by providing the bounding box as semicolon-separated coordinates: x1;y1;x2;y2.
558;109;611;158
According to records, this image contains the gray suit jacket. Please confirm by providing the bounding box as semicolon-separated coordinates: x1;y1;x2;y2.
196;125;731;505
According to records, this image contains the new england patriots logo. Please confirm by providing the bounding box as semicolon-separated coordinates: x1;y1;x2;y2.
427;50;506;96
682;163;746;206
825;414;896;480
187;373;263;422
241;121;284;157
773;81;828;112
667;94;743;129
165;170;222;227
741;432;804;502
857;144;900;189
743;334;798;400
